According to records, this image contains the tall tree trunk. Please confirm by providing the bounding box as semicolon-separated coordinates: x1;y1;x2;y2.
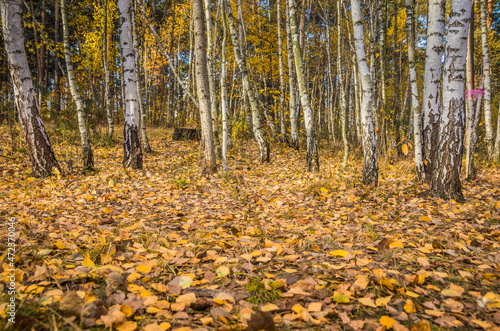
430;0;473;202
61;0;94;170
204;0;217;133
337;0;348;168
130;0;152;153
422;0;445;181
221;4;229;173
1;0;60;177
224;0;270;162
285;0;299;150
493;103;500;161
288;0;318;171
103;0;114;141
405;0;424;180
350;0;378;186
465;92;483;180
277;0;287;144
193;0;216;173
480;0;493;159
118;0;143;169
54;0;62;114
465;14;478;180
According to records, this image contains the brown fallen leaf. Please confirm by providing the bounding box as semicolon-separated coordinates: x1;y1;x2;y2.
246;311;275;331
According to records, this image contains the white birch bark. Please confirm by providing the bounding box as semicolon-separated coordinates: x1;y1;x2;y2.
337;0;348;168
193;0;216;173
1;0;60;177
224;0;270;162
130;1;152;153
350;0;378;185
405;0;424;180
493;103;500;161
118;0;143;169
103;0;113;141
480;0;494;159
430;0;473;202
277;0;287;144
221;4;229;173
422;0;445;180
61;0;94;170
285;0;299;150
288;0;319;171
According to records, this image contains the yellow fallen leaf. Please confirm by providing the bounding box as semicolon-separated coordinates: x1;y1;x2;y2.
420;215;431;222
261;302;280;312
328;250;350;257
116;321;137;331
136;264;152;274
424;309;444;317
307;302;322;312
389;239;404;248
176;292;197;306
82;254;95;267
471;319;493;329
380;315;397;329
441;289;461;297
376;296;392;306
216;265;230;277
200;317;213;326
332;291;350;303
120;305;134;317
292;303;306;314
54;240;67;250
358;297;377;307
404;299;416;313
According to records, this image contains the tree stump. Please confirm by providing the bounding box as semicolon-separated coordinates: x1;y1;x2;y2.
172;128;201;141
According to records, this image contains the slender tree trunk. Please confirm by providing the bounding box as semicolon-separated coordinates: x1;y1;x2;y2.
54;0;62;114
224;0;270;162
465;14;477;179
430;0;473;202
480;0;493;159
288;0;318;171
337;0;348;168
103;0;114;141
193;0;216;173
61;0;94;170
285;0;299;150
493;102;500;161
130;0;152;153
221;4;229;173
405;0;424;180
1;0;60;177
465;92;483;180
118;0;143;169
204;0;217;133
350;0;378;186
422;0;445;181
277;0;287;144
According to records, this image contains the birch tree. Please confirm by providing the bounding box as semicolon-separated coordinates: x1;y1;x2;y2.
285;0;299;150
61;0;94;170
1;0;60;177
193;0;216;173
350;0;378;186
103;0;114;141
337;0;348;168
118;0;143;169
405;0;424;180
429;0;473;202
221;4;229;173
422;0;445;180
224;0;270;162
288;0;319;171
480;0;494;159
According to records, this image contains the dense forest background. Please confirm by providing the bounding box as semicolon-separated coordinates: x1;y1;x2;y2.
1;0;500;167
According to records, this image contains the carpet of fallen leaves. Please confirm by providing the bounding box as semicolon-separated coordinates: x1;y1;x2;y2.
1;129;500;331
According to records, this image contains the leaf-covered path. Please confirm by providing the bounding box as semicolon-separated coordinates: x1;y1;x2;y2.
1;133;499;330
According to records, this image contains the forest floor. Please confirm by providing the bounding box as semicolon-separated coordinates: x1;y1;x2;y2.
0;127;499;331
